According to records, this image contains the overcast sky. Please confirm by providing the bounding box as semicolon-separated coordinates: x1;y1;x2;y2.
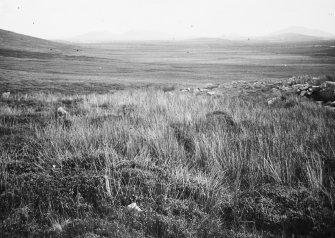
0;0;334;39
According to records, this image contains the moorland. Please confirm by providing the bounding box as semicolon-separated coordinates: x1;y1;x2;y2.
1;29;335;237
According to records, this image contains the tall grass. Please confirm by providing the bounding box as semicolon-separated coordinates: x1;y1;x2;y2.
1;89;335;237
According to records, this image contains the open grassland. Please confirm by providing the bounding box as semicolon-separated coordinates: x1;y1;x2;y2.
1;85;335;237
1;40;335;94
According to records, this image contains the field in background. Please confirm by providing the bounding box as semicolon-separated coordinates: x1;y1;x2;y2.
1;39;335;94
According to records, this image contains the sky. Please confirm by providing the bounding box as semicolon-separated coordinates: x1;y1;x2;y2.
0;0;335;40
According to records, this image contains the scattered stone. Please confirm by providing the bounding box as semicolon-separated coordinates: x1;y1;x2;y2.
127;202;142;212
1;92;10;99
292;84;310;91
280;86;291;91
330;101;335;107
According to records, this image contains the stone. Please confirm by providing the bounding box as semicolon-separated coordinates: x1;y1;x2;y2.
325;81;335;87
1;92;10;99
180;88;191;92
127;202;142;212
56;107;69;119
193;88;200;95
287;76;297;86
308;86;321;92
207;91;216;96
292;84;310;91
300;90;307;97
267;97;284;105
311;86;335;102
204;83;219;90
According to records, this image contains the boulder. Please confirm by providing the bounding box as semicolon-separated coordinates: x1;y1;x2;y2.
1;92;10;99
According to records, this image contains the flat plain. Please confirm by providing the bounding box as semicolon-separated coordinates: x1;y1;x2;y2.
1;29;335;93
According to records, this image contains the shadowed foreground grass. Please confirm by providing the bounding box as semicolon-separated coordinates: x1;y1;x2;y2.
0;89;335;237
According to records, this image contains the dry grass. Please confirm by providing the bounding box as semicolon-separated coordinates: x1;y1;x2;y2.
1;87;335;237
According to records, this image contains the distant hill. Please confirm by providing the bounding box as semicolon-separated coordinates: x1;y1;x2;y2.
256;26;335;42
271;26;335;39
258;33;325;42
68;30;175;43
0;29;73;52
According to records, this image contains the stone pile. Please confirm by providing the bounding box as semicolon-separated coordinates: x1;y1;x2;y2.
269;76;335;108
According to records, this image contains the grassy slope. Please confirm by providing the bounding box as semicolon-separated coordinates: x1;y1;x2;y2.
1;85;335;237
